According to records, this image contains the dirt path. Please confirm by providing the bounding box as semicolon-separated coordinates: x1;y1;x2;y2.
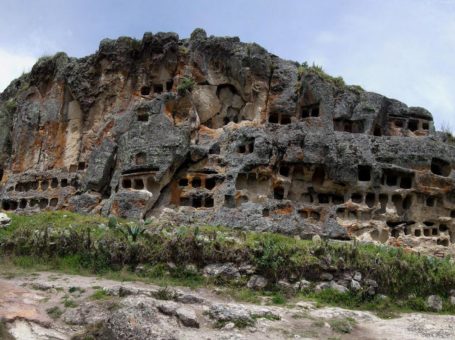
0;271;454;339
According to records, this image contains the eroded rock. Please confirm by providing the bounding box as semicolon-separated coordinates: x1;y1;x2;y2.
0;29;454;256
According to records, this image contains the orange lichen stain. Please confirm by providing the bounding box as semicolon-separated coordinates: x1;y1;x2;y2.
190;66;206;83
417;173;454;191
198;125;221;139
388;238;404;247
414;130;429;137
96;120;115;144
272;204;293;215
111;201;120;216
387;125;403;137
47;121;69;169
343;201;359;210
170;180;182;205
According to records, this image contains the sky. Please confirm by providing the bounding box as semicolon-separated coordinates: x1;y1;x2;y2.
0;0;454;128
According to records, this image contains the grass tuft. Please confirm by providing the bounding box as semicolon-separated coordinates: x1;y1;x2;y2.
46;306;63;320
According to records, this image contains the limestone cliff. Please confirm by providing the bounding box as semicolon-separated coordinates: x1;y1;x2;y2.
0;29;454;255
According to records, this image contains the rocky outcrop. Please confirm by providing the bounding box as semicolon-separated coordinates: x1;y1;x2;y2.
0;29;454;254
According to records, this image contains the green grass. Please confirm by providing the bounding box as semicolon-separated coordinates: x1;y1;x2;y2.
299;288;455;318
177;76;195;96
153;286;177;300
297;62;364;92
68;286;85;294
46;306;63;319
271;292;286;305
90;289;110;300
328;317;356;334
62;296;78;308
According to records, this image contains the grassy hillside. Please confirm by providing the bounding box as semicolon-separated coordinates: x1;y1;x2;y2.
1;211;455;316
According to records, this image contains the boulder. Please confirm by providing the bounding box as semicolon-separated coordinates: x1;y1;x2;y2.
315;281;348;294
350;280;362;291
450;296;455;306
208;304;255;327
353;272;362;282
320;273;334;281
426;295;443;312
175;293;204;304
175;307;199;328
277;280;295;294
247;275;268;290
157;301;179;316
294;279;311;291
62;301;113;325
0;213;11;227
203;263;240;279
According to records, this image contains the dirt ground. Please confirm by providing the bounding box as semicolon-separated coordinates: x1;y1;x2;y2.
1;271;454;340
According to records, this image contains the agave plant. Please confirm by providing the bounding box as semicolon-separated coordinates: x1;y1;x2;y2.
119;223;146;242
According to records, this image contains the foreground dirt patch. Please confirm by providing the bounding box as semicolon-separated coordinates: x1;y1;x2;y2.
0;272;454;339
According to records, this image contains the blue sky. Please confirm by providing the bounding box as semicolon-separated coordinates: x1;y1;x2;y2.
1;0;454;128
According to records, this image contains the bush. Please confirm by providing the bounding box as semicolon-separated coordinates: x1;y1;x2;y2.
90;289;110;300
177;76;195;96
329;317;356;333
440;121;455;145
46;306;63;319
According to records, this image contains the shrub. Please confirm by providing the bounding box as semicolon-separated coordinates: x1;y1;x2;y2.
4;99;17;113
440;121;455;145
177;76;195;96
46;306;63;319
329;317;356;333
153;286;177;300
90;289;110;300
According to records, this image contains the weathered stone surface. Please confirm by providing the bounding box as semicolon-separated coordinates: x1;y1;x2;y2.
175;307;200;328
0;212;10;226
426;295;443;312
247;275;268;290
315;281;349;294
350;279;362;291
0;29;454;255
208;304;255;326
203;263;240;279
62;301;112;325
157;301;179;316
99;296;178;339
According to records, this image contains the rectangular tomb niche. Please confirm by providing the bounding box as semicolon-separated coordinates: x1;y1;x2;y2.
358;165;372;182
381;169;414;189
431;158;451;177
237;139;255;154
333;119;364;133
404;118;431;134
172;173;223;207
300;103;320;118
235;169;271;201
268;112;293;125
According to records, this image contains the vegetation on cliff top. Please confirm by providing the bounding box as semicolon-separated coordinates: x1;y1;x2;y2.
1;211;455;316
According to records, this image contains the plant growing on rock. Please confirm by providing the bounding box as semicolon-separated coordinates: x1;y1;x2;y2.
177;76;195;96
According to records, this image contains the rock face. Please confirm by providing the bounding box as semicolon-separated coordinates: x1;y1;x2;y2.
0;29;454;253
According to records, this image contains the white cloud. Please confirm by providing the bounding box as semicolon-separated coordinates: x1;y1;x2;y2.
300;0;455;128
0;49;36;92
